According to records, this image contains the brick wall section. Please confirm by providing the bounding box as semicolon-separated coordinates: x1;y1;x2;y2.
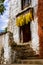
38;0;43;58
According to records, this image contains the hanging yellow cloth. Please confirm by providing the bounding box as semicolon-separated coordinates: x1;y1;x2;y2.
16;15;25;26
25;12;33;24
16;12;33;27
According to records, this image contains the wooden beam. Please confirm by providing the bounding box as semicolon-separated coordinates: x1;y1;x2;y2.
16;6;33;17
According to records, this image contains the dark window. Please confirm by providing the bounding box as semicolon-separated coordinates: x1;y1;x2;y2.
21;0;31;10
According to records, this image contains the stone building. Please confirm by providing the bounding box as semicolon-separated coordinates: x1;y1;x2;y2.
8;0;39;54
0;0;43;64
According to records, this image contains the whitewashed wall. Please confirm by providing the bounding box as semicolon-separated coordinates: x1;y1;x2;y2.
8;0;21;43
0;33;11;64
30;0;39;54
8;0;39;54
3;33;11;64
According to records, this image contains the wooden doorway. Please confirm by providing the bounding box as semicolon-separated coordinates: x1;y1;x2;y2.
19;22;31;43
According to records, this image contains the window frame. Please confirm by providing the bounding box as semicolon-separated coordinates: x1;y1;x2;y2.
21;0;31;10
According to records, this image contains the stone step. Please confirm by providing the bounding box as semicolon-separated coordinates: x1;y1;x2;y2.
19;59;43;64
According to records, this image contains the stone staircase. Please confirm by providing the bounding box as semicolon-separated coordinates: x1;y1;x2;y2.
9;32;41;64
14;43;36;59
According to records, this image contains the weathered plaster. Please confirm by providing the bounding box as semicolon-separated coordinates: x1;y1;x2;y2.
30;0;39;54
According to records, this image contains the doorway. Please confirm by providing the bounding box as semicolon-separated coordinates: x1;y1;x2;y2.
19;22;31;43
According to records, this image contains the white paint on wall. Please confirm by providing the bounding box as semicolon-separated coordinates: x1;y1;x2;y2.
30;0;39;54
8;0;39;53
8;0;21;43
31;0;38;7
30;18;39;54
0;33;11;64
3;33;11;64
13;18;20;44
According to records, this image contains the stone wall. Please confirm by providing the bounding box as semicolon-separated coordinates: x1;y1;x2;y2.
0;32;11;64
0;35;4;64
